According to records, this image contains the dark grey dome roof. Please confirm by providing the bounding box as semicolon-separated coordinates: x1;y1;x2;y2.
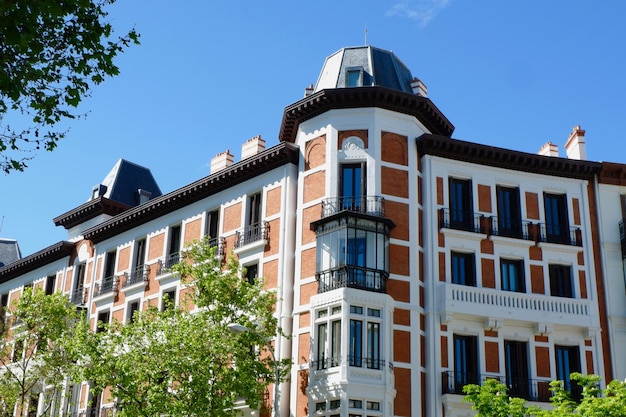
314;46;415;93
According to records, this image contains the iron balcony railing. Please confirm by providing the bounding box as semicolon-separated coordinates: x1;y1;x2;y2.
69;285;87;305
316;266;388;294
94;275;118;297
489;217;535;241
538;223;582;246
320;196;385;218
439;208;486;234
442;371;556;402
123;264;150;288
234;221;269;249
157;252;181;275
312;356;393;372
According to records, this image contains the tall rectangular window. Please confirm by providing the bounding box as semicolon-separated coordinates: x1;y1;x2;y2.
45;274;56;295
331;320;341;367
453;335;478;392
248;193;262;226
317;322;328;370
127;300;140;323
555;345;581;398
161;288;176;311
243;263;258;285
449;178;473;231
544;193;569;244
347;69;362;87
349;319;363;367
497;186;522;238
134;238;146;269
505;340;529;399
451;252;476;286
167;225;181;267
0;293;8;331
104;251;116;279
340;163;366;211
206;209;220;245
549;264;573;298
501;259;525;292
96;310;110;333
367;321;380;369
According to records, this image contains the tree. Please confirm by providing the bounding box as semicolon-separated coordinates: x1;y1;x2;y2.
0;0;139;173
76;239;290;417
0;287;87;417
463;373;626;417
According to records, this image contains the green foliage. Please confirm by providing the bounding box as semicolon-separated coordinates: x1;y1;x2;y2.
0;287;87;416
463;373;626;417
0;0;139;173
76;238;290;417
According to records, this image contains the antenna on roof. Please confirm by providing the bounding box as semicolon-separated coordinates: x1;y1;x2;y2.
364;25;368;45
0;215;4;235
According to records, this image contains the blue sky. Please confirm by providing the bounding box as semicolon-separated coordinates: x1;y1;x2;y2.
2;0;626;256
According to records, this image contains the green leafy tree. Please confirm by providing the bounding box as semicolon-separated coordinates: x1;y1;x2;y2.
77;239;290;417
0;0;139;173
463;373;626;417
0;287;87;417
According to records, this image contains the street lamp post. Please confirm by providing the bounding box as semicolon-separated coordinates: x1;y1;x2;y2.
227;323;280;417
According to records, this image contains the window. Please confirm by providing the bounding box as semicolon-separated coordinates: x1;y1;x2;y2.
505;340;529;399
71;263;86;304
161;288;176;311
315;306;342;370
45;274;56;295
555;345;581;399
449;178;473;231
453;335;478;393
501;259;525;292
496;186;522;238
346;69;362;87
243;263;258;285
544;193;569;244
96;310;110;333
349;306;381;369
248;192;262;226
206;209;220;245
167;225;181;267
549;265;573;298
451;252;476;286
127;300;140;323
134;238;146;270
104;251;116;279
340;163;366;211
315;217;390;293
0;293;8;331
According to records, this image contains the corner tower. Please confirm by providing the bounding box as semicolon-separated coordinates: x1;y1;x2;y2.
284;46;452;417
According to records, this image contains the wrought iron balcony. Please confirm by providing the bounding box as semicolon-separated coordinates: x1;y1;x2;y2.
538;223;582;246
157;252;180;275
441;371;553;402
123;264;150;288
320;196;385;218
489;217;535;241
439;208;486;234
94;275;118;297
316;266;387;294
234;221;268;249
69;285;87;305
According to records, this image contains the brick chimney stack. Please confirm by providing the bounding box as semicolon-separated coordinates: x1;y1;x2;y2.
210;150;234;174
411;77;428;97
242;135;266;160
564;125;586;160
538;142;559;157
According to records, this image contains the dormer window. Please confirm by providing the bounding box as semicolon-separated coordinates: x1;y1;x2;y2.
138;189;152;204
346;68;363;87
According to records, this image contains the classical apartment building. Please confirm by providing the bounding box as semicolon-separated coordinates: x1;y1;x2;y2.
1;45;625;417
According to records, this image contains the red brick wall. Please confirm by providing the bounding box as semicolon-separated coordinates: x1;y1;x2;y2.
381;131;408;165
183;218;202;244
387;200;409;241
303;170;325;203
265;186;282;217
535;346;551;377
530;265;545;294
338;129;368;149
222;202;242;233
381;166;409;198
304;135;326;170
526;192;539;220
484;341;500;373
148;232;164;262
478;184;492;213
482;258;495;288
394;367;412;417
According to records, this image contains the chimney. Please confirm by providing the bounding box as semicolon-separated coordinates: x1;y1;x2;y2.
564;125;586;160
242;135;266;160
304;84;314;97
210;150;234;174
411;77;428;97
538;142;559;157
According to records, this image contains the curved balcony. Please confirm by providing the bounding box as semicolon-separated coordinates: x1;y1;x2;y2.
321;196;385;218
316;266;387;294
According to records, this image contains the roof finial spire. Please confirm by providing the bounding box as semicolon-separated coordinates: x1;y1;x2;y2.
364;25;368;45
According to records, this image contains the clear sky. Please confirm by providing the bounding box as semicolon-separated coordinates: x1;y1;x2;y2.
2;0;626;257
